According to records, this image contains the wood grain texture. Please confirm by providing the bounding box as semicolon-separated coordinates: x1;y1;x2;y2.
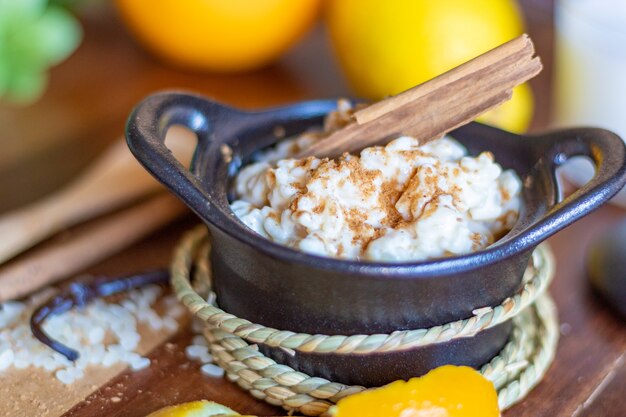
1;1;624;416
0;292;189;417
576;353;625;417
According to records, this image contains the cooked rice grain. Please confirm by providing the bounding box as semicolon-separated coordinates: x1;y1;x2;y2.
0;285;183;384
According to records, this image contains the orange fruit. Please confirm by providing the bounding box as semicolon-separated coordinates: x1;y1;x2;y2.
115;0;321;72
332;365;499;417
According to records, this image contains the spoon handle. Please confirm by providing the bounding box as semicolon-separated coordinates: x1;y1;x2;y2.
0;126;195;264
0;193;185;302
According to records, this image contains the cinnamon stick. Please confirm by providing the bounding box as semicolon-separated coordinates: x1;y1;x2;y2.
354;34;535;124
297;34;541;159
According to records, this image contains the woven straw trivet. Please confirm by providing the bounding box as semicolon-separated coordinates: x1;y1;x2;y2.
172;226;559;416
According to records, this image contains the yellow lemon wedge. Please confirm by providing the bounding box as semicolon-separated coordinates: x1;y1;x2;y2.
145;400;241;417
331;365;499;417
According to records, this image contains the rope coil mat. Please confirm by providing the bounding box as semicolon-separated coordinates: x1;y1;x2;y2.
172;227;559;416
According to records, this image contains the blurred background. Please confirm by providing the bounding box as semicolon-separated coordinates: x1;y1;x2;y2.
0;0;562;212
2;0;626;209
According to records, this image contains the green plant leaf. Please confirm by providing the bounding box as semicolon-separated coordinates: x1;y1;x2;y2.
0;0;82;104
36;5;82;64
0;0;47;23
5;68;47;103
0;62;9;94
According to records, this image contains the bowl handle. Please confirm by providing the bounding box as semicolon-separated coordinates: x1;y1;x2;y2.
125;91;241;219
527;127;626;240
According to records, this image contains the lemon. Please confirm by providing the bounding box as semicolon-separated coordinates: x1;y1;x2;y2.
145;400;242;417
326;0;533;132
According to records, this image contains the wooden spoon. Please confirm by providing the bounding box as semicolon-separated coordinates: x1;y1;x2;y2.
0;126;196;264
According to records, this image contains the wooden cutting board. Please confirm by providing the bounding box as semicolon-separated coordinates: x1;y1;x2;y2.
0;296;190;417
2;200;626;417
0;216;279;417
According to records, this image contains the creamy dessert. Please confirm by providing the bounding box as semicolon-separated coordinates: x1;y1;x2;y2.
230;105;522;262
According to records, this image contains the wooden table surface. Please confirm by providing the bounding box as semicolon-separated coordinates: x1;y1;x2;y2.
1;1;624;416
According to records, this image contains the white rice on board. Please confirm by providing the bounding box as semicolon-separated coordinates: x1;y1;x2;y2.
184;324;224;378
182;293;225;378
0;285;184;384
200;363;225;378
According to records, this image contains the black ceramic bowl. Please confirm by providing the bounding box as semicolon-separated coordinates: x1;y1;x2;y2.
126;91;626;386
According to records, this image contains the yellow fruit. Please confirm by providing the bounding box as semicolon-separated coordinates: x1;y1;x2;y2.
326;0;533;132
116;0;321;72
332;365;499;417
145;400;240;417
478;83;533;133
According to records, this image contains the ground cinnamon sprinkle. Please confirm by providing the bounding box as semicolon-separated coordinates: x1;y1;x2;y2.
345;157;377;197
399;149;429;159
312;203;325;214
266;169;276;188
397;166;446;219
419;197;441;220
268;211;280;222
231;131;522;262
471;232;483;249
345;207;372;241
290;182;306;193
495;210;518;231
379;180;403;226
500;185;511;201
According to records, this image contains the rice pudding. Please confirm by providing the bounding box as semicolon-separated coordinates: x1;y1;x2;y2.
230;106;522;262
